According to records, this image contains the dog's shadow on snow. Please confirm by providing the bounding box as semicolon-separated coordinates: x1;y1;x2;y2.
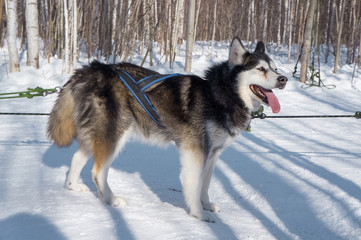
42;140;189;211
42;141;183;208
0;213;66;240
42;141;239;238
218;131;361;239
42;141;143;239
113;141;184;207
42;142;96;190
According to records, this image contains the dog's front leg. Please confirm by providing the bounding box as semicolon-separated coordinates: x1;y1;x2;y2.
179;146;216;223
201;151;221;213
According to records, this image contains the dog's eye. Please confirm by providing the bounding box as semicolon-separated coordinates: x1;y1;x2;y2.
257;67;266;72
274;68;278;73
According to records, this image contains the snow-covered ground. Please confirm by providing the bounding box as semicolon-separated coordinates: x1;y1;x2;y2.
0;41;361;240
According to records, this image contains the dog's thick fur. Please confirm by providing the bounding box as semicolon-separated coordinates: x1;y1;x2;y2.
48;38;287;222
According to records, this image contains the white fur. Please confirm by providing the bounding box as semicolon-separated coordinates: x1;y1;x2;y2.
201;121;235;214
179;146;216;222
238;60;280;112
66;146;92;192
201;149;220;213
229;38;281;113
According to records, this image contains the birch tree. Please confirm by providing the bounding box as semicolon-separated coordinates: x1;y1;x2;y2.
288;0;295;63
0;0;4;43
358;29;361;68
6;0;20;72
4;0;361;75
277;0;282;44
261;0;268;43
72;0;77;70
63;0;71;73
185;0;195;72
282;0;289;44
193;0;201;42
210;0;217;55
170;0;181;68
300;0;317;83
25;0;39;69
333;0;347;74
325;0;334;63
296;0;305;60
148;0;155;66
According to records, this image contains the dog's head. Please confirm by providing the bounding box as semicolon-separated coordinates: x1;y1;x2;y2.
229;37;287;113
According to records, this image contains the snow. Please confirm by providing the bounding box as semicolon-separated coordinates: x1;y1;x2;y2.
1;41;361;240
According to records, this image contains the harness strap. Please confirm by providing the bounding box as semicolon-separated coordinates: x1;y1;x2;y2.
118;70;181;127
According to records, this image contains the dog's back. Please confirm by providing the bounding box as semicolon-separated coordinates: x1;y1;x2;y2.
47;61;157;147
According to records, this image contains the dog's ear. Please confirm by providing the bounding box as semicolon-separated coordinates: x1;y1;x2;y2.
229;37;247;67
254;41;265;54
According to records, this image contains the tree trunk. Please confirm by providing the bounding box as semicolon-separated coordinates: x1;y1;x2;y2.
333;0;347;73
46;0;53;63
58;0;64;60
193;0;201;42
277;0;282;44
185;0;195;72
25;0;39;69
325;0;334;63
299;0;317;83
287;0;294;63
6;0;20;72
358;22;361;68
261;0;268;43
0;0;4;32
296;0;305;61
87;2;95;59
148;0;155;67
210;0;217;55
170;0;180;68
250;0;255;43
64;0;70;73
72;0;77;70
164;0;170;62
357;3;361;68
177;0;185;40
282;0;289;44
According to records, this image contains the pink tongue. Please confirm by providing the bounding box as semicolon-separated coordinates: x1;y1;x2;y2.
262;89;281;113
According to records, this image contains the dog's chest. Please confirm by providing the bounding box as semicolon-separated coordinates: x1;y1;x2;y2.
206;121;235;152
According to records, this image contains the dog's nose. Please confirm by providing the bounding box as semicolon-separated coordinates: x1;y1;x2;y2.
277;76;287;89
277;76;288;84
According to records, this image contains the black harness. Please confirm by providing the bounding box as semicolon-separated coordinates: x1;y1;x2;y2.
118;70;181;127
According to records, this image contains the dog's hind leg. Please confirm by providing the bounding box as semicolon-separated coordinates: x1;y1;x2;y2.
66;145;92;192
179;145;216;223
91;134;129;207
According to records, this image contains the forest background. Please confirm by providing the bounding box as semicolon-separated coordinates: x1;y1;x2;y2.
1;0;361;84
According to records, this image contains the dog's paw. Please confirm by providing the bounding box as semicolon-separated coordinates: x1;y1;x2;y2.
203;202;221;212
110;196;128;207
66;182;90;192
190;210;217;223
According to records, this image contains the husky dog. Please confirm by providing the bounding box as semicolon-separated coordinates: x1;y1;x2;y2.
48;38;287;222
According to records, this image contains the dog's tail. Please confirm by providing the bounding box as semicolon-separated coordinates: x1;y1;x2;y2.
47;87;76;147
